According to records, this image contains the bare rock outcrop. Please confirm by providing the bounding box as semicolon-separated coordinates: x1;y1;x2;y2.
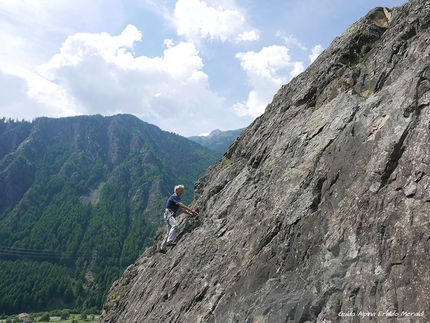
99;1;430;322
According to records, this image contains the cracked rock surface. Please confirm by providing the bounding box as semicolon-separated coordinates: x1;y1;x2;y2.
99;1;430;322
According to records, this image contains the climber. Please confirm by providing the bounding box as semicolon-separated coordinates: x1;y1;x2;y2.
159;185;198;253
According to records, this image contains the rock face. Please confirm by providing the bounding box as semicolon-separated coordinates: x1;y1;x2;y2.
99;1;430;322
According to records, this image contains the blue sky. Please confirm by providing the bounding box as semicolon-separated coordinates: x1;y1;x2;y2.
0;0;407;137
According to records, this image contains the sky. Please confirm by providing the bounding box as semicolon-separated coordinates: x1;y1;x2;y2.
0;0;407;137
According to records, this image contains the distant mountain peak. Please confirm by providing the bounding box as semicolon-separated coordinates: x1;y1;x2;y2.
188;128;244;153
208;129;221;136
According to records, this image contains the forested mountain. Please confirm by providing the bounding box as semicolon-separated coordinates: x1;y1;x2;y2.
0;114;221;315
188;128;244;152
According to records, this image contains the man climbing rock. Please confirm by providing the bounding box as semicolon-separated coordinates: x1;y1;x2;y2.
159;185;198;253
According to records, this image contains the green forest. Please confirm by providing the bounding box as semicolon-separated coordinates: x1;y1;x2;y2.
0;185;158;313
0;115;222;315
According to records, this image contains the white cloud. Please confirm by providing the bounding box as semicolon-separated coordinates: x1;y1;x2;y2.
234;45;304;118
173;0;258;42
276;31;307;51
0;0;128;121
309;44;324;63
0;70;77;120
0;71;28;107
0;0;121;70
36;25;224;123
290;61;305;79
237;30;260;42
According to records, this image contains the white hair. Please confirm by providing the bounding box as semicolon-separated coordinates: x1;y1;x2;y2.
174;185;184;193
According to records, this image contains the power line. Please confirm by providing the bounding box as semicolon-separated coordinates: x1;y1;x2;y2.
0;246;95;260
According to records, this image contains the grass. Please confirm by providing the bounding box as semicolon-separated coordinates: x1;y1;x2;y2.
311;263;328;275
220;158;235;167
48;315;99;322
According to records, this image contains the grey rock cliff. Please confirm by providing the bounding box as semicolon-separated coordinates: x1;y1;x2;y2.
99;1;430;322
